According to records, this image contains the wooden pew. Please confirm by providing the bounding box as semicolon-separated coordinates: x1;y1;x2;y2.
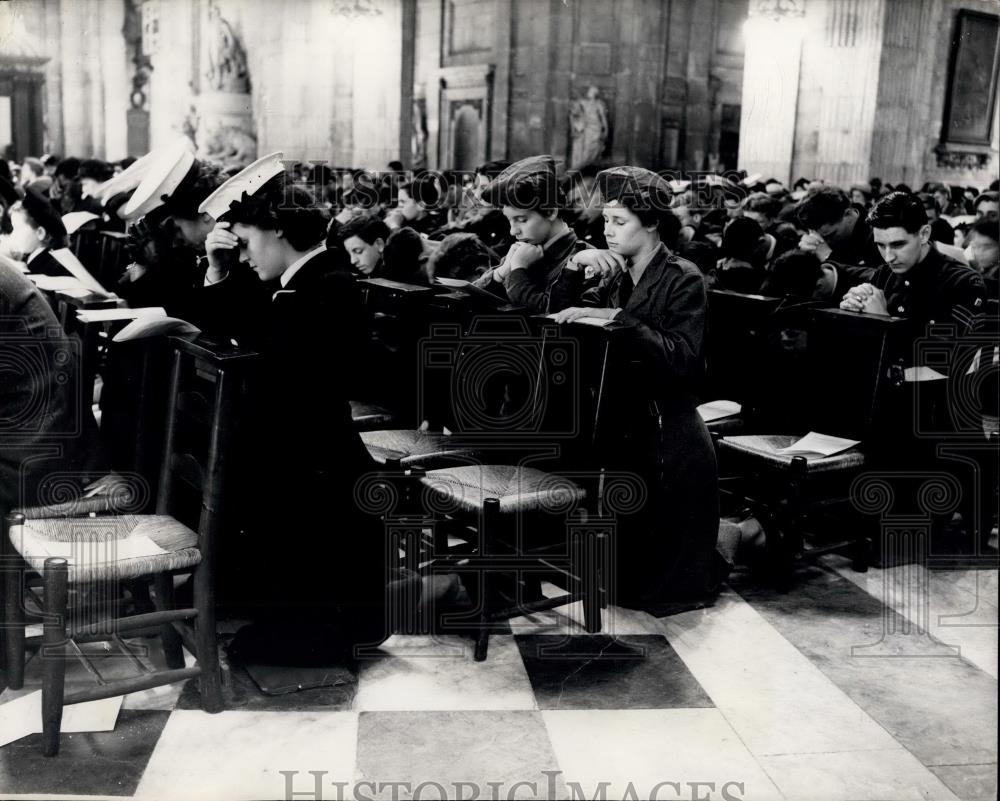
714;307;915;577
703;289;783;431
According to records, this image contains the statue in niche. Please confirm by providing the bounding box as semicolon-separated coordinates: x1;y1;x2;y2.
411;99;428;170
205;2;250;94
199;124;258;170
569;86;609;169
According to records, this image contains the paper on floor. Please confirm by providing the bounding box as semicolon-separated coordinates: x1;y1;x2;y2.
777;431;860;458
0;691;122;747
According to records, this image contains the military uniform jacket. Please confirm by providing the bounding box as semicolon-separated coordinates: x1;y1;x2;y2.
549;242;707;411
474;226;582;313
548;242;722;604
869;244;986;335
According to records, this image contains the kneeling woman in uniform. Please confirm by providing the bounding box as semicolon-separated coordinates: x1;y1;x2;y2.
199;154;398;656
549;166;726;610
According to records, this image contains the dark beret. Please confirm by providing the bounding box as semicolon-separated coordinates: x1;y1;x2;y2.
20;187;66;240
596;166;673;212
480;155;561;211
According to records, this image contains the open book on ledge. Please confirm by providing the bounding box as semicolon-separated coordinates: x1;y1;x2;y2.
544;313;616;328
776;432;861;459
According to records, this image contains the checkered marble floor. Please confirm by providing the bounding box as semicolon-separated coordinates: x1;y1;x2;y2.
0;562;996;801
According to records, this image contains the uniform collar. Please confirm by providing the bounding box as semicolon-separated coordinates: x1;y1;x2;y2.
279;244;327;288
626;242;664;286
26;246;46;265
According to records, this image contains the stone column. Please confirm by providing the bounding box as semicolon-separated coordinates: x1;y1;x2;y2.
737;0;806;184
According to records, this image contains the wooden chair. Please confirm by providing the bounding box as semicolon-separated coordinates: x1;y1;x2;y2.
715;307;913;578
2;335;256;755
380;318;631;660
701;289;783;434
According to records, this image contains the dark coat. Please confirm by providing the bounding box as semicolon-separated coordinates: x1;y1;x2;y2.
869;244;986;333
26;248;71;278
234;248;386;640
548;243;723;604
0;263;101;516
830;216;884;269
474;226;582;313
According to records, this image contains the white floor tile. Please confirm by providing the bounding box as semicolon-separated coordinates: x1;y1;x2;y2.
135;710;357;801
544;708;784;801
759;749;960;801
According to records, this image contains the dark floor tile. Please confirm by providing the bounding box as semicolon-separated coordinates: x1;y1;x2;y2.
928;762;998;801
732;566;999;766
176;661;356;712
515;634;714;710
0;709;170;796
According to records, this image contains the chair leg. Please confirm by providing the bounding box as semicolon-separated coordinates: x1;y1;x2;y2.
3;546;25;689
580;531;603;635
192;562;223;713
42;558;69;757
153;574;185;670
474;498;500;662
852;537;872;573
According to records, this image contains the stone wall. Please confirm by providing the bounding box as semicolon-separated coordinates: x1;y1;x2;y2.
740;0;999;188
413;0;747;171
146;0;404;166
10;0;130;160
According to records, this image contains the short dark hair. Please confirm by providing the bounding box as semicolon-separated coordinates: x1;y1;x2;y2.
969;217;999;242
382;226;428;284
866;191;928;234
55;157;80;179
163;161;225;220
742;192;784;221
401;173;441;207
916;192;939;213
796;187;851;229
78;159;114;182
339;214;389;246
761;249;824;300
221;177;330;252
720;217;765;261
974;191;999;212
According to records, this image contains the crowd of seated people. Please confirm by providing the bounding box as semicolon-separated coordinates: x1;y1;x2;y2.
1;142;998;656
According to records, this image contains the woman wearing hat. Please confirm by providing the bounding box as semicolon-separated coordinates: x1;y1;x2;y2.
550;166;726;610
6;189;70;276
472;155;583;313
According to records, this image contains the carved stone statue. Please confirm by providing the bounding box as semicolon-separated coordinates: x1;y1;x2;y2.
198;123;258;170
569;86;609;169
205;3;250;94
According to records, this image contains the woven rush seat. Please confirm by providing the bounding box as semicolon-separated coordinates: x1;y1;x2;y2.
9;514;200;584
361;429;481;468
719;434;865;473
350;400;397;431
420;465;587;514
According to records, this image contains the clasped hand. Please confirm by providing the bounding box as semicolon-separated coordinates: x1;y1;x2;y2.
570;248;626;280
840;283;888;315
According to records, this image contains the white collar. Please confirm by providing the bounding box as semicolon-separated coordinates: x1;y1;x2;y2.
26;246;45;264
279;244;327;288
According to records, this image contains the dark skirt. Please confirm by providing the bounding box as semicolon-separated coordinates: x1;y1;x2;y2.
605;406;724;607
